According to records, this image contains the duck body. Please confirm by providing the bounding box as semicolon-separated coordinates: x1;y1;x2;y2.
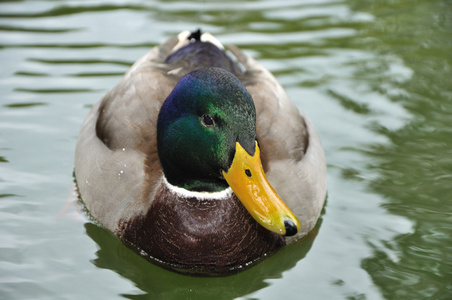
75;30;327;275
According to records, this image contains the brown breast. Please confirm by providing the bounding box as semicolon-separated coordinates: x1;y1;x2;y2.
117;182;285;275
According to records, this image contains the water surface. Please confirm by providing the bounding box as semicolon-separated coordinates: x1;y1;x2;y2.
1;0;451;299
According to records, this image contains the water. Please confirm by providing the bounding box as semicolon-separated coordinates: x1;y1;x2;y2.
1;0;451;299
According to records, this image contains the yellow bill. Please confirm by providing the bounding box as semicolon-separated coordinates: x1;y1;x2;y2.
222;141;300;236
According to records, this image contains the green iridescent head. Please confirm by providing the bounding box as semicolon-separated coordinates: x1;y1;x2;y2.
157;67;257;192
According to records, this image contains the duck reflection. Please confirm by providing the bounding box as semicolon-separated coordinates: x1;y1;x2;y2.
84;216;322;299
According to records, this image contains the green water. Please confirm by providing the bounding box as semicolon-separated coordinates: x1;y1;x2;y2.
1;0;451;299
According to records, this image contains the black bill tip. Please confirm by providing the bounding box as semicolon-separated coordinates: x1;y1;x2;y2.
284;219;298;237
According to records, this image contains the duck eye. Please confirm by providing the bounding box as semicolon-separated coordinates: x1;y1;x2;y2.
201;114;215;128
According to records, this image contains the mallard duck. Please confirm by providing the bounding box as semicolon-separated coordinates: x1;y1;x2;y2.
75;29;327;275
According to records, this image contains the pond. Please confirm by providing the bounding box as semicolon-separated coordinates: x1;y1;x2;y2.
1;0;451;299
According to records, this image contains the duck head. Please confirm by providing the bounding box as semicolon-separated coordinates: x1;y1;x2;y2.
157;67;300;236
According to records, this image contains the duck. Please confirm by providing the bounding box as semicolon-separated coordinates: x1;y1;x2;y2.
74;29;327;275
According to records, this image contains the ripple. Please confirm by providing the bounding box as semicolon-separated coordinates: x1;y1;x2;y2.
27;57;132;66
0;4;147;18
0;25;78;33
3;102;47;108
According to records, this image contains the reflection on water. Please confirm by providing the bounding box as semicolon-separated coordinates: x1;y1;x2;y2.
1;0;451;299
347;1;452;298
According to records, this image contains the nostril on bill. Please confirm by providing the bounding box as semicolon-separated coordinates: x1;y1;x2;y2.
284;219;298;236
